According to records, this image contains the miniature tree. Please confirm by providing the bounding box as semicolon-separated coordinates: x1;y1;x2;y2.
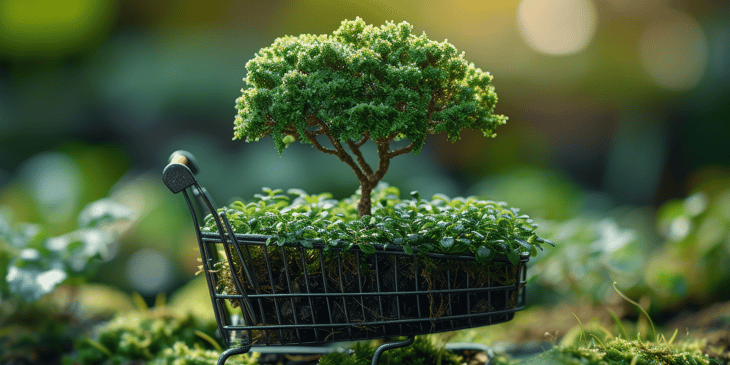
234;17;507;217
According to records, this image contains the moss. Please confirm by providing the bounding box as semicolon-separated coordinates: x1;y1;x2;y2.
521;338;717;365
319;336;463;365
65;306;237;365
150;342;259;365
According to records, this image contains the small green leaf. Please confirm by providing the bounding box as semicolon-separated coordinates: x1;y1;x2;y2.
440;236;455;251
359;243;376;254
507;250;520;266
475;246;494;264
515;238;532;251
403;245;414;255
537;237;556;247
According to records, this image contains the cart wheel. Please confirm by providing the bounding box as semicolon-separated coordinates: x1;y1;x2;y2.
168;150;199;174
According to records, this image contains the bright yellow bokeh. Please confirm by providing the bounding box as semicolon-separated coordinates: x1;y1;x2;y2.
0;0;117;57
517;0;598;56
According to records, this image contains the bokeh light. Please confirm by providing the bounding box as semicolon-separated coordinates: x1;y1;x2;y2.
638;10;709;91
517;0;597;55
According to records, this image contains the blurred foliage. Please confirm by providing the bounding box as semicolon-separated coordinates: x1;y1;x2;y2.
528;216;646;305
0;298;83;364
63;301;246;365
0;145;130;235
648;168;730;309
0;0;117;58
474;165;730;318
0;198;131;302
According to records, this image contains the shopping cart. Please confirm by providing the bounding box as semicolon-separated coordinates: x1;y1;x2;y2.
163;150;529;365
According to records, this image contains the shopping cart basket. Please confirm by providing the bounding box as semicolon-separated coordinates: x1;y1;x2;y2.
163;150;529;365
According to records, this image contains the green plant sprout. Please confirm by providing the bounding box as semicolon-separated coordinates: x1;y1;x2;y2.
234;17;507;217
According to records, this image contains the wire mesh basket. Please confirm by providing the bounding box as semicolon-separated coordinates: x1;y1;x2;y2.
163;151;529;365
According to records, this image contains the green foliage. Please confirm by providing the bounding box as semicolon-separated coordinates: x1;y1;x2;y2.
319;337;462;365
0;199;132;302
65;305;260;365
648;170;730;307
527;216;643;304
150;342;259;365
203;184;552;265
0;296;86;364
235;17;506;154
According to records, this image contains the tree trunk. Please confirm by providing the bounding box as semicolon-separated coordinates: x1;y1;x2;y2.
357;182;374;218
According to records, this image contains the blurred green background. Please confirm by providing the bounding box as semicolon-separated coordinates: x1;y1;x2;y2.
1;0;729;316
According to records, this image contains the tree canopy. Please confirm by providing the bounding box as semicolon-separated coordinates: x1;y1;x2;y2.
234;17;507;217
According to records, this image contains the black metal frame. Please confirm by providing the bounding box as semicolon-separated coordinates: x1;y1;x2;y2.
163;151;528;365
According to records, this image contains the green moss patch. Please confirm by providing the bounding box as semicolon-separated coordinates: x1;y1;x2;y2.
319;336;463;365
65;305;258;365
525;338;716;365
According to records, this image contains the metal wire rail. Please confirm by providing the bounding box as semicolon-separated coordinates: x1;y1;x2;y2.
163;150;528;365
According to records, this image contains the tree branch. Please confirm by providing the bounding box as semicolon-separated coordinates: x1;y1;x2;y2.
303;130;338;155
372;138;393;182
347;139;374;176
386;142;414;159
312;117;369;184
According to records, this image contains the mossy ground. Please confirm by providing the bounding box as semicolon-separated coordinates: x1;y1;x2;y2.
518;338;716;365
54;277;730;365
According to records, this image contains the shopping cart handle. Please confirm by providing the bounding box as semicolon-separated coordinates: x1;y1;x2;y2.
163;150;199;193
168;150;199;174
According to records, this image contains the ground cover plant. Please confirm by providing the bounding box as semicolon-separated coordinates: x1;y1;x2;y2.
202;184;552;263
